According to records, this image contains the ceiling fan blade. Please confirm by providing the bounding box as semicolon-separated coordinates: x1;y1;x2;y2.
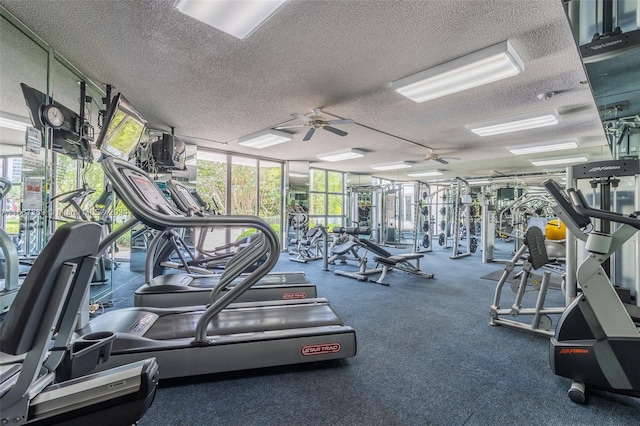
302;127;316;141
325;119;354;126
323;126;348;137
274;124;306;129
435;158;449;164
292;113;312;123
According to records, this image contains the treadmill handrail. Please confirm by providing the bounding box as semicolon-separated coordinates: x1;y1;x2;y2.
101;157;281;343
568;188;640;230
210;233;267;303
102;158;278;238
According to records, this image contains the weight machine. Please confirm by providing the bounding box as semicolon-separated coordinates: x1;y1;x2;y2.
565;159;640;306
0;178;20;313
450;177;477;259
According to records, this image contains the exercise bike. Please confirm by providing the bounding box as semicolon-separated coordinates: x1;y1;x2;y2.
543;179;639;404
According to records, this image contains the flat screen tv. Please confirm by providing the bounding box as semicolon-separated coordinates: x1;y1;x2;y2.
95;93;147;161
20;83;92;162
151;133;186;170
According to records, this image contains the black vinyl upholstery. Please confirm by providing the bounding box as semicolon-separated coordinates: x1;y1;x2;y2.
525;226;549;270
0;221;101;355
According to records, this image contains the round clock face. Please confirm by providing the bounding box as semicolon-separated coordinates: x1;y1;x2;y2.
42;105;65;128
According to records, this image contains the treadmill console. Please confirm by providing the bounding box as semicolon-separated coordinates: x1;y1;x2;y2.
170;181;202;214
122;169;181;216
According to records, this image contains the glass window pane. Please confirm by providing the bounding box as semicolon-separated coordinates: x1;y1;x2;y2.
327;171;343;193
230;156;257;216
309;216;325;228
196;150;227;213
326;216;342;232
309;193;325;216
310;169;325;192
259;160;282;233
327;194;343;216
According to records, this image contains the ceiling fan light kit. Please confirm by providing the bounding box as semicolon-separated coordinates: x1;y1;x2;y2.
371;161;412;171
469;108;560;137
391;40;524;103
237;129;292;148
174;0;289;40
276;110;355;141
508;138;579;155
529;155;589;166
317;148;366;162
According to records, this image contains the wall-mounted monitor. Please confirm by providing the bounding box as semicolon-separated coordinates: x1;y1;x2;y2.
95;93;147;161
151;133;186;170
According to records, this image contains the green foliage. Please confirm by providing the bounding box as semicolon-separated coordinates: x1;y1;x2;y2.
236;224;280;241
196;159;226;212
230;162;257;215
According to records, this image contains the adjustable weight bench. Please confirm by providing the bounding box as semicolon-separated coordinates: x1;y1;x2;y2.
358;239;434;285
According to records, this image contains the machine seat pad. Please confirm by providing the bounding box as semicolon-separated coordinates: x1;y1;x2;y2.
392;253;424;261
525;227;549;270
331;241;359;255
373;256;397;266
358;239;392;257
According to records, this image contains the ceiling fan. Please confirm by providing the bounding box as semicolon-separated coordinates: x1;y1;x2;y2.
423;149;460;165
275;108;355;141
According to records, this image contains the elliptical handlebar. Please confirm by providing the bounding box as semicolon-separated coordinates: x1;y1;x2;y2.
0;177;12;199
568;188;640;230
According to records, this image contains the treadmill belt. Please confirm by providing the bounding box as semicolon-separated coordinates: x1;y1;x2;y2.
145;303;342;340
187;272;310;288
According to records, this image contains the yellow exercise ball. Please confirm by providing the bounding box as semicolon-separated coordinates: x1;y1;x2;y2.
546;219;566;241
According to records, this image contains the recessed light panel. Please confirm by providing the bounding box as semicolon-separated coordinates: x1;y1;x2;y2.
470;109;560;137
317;149;366;162
237;129;292;148
391;41;524;103
508;139;579;155
371;161;412;171
530;155;589;166
174;0;288;40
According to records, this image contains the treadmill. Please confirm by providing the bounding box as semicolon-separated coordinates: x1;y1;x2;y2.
134;179;317;308
1;221;157;425
77;157;356;379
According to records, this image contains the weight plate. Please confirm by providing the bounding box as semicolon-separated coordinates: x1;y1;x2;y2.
470;237;478;253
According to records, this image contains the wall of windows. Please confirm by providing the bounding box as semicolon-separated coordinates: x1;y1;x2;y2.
196;149;283;248
308;168;346;231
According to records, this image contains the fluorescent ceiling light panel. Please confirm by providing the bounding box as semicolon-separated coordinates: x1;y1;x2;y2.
288;172;308;178
371;161;412;171
470;109;560;137
237;129;292;148
391;40;524;103
407;170;443;177
508;139;578;155
174;0;288;40
530;155;589;166
317;149;365;162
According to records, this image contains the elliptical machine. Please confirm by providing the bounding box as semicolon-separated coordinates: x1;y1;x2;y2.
543;179;639;404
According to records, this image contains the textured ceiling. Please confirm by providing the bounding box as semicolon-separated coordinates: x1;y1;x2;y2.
0;0;611;183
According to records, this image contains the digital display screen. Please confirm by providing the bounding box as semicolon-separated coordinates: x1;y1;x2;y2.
96;94;147;160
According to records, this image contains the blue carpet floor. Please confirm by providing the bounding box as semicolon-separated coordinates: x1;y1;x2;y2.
97;241;639;425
